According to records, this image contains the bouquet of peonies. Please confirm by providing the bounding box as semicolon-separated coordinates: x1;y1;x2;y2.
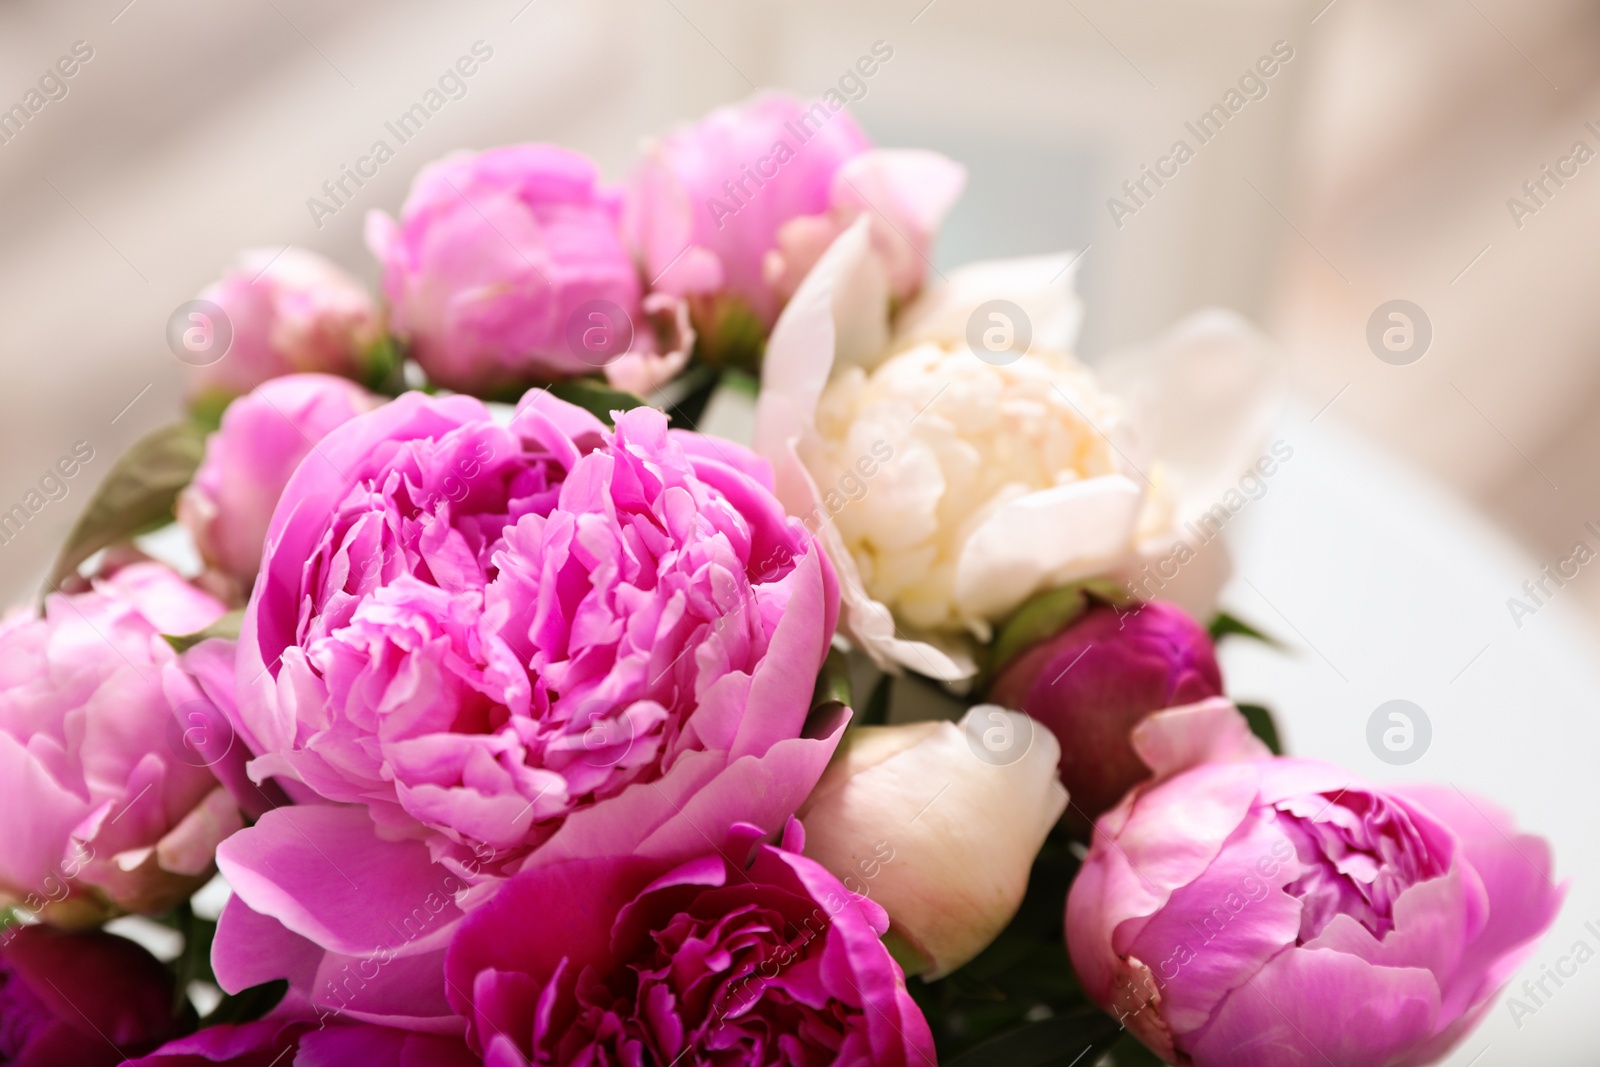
0;92;1562;1067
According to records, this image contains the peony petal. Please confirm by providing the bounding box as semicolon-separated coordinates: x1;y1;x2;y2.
953;475;1144;623
1187;946;1440;1067
215;805;464;959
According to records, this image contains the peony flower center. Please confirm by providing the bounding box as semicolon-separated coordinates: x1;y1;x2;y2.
1275;788;1448;943
0;963;49;1060
566;897;861;1064
813;343;1123;631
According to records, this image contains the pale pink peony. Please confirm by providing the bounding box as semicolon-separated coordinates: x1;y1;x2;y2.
178;373;378;587
0;563;240;921
367;145;687;395
626;92;963;361
185;247;383;406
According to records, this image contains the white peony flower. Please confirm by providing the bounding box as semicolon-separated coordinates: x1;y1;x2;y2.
813;343;1134;636
755;217;1282;680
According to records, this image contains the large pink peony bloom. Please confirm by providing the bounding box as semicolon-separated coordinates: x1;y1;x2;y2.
367;145;687;395
1066;713;1564;1067
445;820;935;1066
214;389;844;1029
178;373;378;588
0;563;242;921
626;91;964;359
185;247;383;408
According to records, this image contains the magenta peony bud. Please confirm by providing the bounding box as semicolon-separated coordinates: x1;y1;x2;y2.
1067;721;1564;1067
178;373;378;587
798;706;1065;978
0;563;241;921
988;600;1222;831
366;144;650;394
0;925;185;1065
185;247;383;408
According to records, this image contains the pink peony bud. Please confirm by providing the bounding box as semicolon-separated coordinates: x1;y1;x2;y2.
184;247;382;408
988;599;1223;832
0;563;241;921
1066;712;1563;1067
799;705;1066;978
0;925;186;1065
366;144;651;394
178;373;379;588
626;92;963;365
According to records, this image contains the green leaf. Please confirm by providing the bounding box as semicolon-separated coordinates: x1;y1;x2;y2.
941;1010;1123;1067
47;422;208;590
1208;610;1283;647
201;980;289;1029
1101;1033;1167;1066
363;334;406;394
546;379;649;426
164;608;245;654
810;647;853;711
165;902;217;1015
1237;702;1284;755
989;580;1135;676
859;673;892;728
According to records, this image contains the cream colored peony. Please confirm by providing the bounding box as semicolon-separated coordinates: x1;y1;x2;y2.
814;344;1132;636
756;217;1282;680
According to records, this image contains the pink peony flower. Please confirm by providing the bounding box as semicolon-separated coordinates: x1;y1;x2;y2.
626;92;964;361
988;599;1223;832
0;925;186;1065
444;820;934;1066
178;373;379;589
1066;712;1564;1067
185;247;383;407
0;562;242;921
367;145;683;395
213;389;844;1028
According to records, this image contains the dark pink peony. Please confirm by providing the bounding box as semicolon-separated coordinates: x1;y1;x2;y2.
213;390;844;1029
988;599;1223;831
0;925;185;1065
445;821;934;1066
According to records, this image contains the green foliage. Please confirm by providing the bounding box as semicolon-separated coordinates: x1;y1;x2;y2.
47;421;207;590
1207;610;1282;647
163;609;245;654
988;580;1135;679
546;378;648;426
811;647;853;711
1238;702;1285;755
910;826;1124;1063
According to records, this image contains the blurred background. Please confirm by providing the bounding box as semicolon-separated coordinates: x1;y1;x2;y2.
2;0;1598;1062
